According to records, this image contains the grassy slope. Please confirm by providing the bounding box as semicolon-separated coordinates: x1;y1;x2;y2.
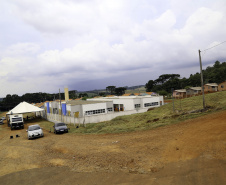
67;91;226;134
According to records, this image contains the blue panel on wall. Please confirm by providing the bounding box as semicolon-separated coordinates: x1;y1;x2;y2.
46;102;50;113
62;104;67;116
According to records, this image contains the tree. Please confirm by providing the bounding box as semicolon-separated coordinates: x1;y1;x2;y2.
99;92;106;96
154;74;180;85
106;86;116;95
115;87;127;96
188;73;201;87
145;80;155;92
157;90;168;96
79;93;88;98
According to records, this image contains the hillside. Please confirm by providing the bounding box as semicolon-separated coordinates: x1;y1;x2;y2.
62;91;226;134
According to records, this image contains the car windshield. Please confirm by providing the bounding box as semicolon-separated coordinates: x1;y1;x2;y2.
28;125;40;131
56;123;65;127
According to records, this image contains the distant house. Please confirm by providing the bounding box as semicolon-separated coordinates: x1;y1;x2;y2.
218;81;226;91
204;83;218;92
173;89;186;98
186;87;202;96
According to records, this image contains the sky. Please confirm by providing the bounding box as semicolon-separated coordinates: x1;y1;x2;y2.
0;0;226;97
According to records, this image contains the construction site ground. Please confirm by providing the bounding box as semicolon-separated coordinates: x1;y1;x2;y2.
0;110;225;185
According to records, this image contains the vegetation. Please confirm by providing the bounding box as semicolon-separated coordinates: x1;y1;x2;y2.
106;86;127;96
145;61;226;94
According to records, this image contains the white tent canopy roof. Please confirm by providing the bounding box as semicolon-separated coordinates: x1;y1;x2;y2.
7;101;44;115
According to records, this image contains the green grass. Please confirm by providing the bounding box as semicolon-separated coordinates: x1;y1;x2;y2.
68;91;226;134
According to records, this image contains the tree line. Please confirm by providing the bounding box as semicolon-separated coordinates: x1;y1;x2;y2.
0;91;90;111
145;61;226;95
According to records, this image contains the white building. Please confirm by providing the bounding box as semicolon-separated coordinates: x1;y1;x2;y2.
44;95;164;124
87;95;164;112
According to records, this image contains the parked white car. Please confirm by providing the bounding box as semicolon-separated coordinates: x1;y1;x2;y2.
27;124;44;140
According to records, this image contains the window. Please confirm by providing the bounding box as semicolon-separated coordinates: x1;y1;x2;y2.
12;117;22;122
144;102;158;107
221;85;224;88
135;104;141;108
53;108;58;114
107;107;113;112
85;109;105;115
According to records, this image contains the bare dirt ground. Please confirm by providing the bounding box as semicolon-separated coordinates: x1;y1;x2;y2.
0;111;226;185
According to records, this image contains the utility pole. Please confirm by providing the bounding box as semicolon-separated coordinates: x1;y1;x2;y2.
198;50;205;109
59;89;62;122
172;88;175;113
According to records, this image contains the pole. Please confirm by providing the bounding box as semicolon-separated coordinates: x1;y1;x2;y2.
172;88;175;113
198;50;205;109
59;89;62;122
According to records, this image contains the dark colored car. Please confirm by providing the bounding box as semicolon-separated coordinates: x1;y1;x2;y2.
53;122;69;134
0;119;3;125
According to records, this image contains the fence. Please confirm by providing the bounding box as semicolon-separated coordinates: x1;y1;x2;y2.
46;108;148;125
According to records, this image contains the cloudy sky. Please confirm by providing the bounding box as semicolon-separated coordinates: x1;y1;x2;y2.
0;0;226;97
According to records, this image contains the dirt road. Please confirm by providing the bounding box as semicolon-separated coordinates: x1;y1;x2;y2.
0;111;226;185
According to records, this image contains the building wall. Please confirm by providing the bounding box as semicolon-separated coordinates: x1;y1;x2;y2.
204;85;218;92
186;89;201;95
83;102;107;115
47;108;148;124
218;81;226;91
68;104;82;117
106;101;114;109
142;96;162;108
112;98;134;111
173;91;186;98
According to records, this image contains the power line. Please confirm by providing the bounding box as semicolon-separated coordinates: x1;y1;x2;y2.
202;40;226;52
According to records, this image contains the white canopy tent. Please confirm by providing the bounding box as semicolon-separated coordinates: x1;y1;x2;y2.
7;101;44;115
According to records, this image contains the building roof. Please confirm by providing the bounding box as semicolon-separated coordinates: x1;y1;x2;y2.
122;92;156;96
106;95;115;97
67;100;108;106
188;87;202;91
34;102;45;108
174;89;186;93
122;93;131;96
205;83;218;87
7;101;44;115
